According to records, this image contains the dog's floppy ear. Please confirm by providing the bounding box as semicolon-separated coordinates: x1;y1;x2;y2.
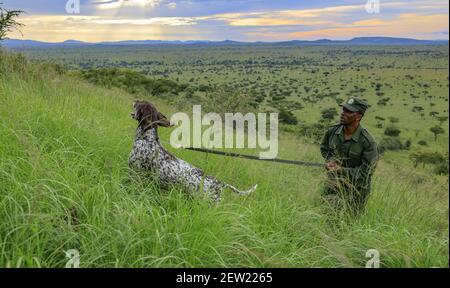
135;101;155;129
157;111;173;127
135;102;146;123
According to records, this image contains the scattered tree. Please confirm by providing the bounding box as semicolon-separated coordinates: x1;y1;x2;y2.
429;111;439;117
436;116;448;126
410;152;445;169
430;126;445;141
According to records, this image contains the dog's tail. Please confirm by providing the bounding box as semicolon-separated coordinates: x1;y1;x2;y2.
226;183;258;195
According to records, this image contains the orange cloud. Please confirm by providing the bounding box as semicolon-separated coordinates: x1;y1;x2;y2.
203;4;363;27
228;17;334;27
246;13;449;41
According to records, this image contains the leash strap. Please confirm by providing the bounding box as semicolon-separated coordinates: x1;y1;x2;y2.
184;147;324;168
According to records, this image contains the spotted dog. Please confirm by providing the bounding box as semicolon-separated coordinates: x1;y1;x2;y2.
128;100;257;202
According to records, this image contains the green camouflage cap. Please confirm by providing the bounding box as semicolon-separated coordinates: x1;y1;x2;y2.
342;97;369;114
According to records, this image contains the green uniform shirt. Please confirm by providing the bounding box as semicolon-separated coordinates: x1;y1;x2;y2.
320;123;379;197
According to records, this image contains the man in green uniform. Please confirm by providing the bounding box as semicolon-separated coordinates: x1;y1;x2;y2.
320;98;379;215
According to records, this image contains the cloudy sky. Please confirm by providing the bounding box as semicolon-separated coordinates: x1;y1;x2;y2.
2;0;449;42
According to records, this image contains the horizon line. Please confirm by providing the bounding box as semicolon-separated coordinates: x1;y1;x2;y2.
3;36;450;45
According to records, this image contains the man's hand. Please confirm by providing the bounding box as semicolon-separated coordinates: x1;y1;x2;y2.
325;162;342;172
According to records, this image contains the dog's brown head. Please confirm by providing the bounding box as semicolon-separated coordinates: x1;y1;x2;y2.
131;100;172;130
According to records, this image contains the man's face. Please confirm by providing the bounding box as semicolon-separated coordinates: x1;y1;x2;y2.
340;107;361;125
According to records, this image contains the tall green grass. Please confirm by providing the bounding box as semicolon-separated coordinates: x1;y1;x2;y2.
0;51;448;267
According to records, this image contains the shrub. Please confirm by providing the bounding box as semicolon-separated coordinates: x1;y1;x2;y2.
434;154;449;175
403;139;411;150
410;152;446;169
203;86;256;115
412;106;424;113
430;126;445;141
378;138;404;153
79;68;183;97
417;140;428;146
384;126;401;137
279;109;298;125
377;98;390;106
436;116;448;126
321;108;338;120
297;123;326;143
388;117;399;124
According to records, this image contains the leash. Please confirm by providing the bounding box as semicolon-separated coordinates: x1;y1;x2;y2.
183;147;325;168
154;133;324;168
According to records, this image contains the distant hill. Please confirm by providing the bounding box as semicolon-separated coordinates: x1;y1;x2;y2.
0;39;94;47
277;37;449;46
1;37;448;48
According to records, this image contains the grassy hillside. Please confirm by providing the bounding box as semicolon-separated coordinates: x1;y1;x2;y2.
0;51;448;267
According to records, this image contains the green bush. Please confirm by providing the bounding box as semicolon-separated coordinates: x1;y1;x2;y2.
417;140;428;146
297;122;326;143
79;68;183;97
321;108;338;120
279;109;298;125
203;85;256;115
434;153;449;175
384;126;401;137
410;152;447;171
430;126;445;141
378;138;411;154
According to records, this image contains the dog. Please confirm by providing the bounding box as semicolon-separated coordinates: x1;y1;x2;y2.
128;100;257;202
